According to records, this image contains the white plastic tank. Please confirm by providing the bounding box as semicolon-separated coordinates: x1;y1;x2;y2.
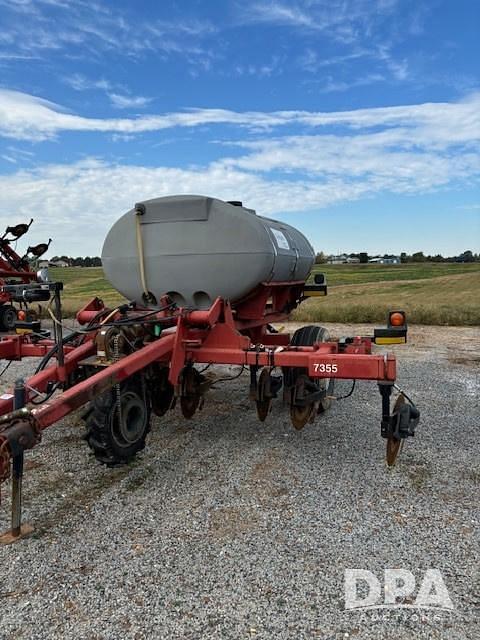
102;195;315;308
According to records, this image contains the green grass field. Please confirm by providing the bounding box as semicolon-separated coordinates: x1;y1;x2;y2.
50;266;125;315
51;263;480;325
309;262;479;285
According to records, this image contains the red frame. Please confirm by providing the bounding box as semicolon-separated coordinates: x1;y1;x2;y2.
0;281;399;487
0;294;395;431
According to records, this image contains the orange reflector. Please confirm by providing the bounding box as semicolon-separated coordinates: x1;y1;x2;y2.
17;310;26;321
389;312;405;327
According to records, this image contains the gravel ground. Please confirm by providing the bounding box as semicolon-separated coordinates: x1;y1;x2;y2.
0;324;478;639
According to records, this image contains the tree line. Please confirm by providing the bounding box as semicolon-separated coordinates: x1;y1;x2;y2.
38;250;480;267
315;250;478;264
49;256;102;267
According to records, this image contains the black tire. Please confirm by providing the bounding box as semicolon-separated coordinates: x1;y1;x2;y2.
83;377;151;466
285;324;335;413
0;305;17;331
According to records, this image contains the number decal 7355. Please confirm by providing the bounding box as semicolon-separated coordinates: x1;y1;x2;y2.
313;363;338;373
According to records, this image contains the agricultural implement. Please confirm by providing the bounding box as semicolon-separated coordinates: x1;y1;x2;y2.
0;196;419;543
0;218;51;331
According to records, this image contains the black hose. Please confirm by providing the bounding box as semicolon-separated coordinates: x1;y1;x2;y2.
35;302;177;374
30;382;60;405
81;302;177;333
335;379;356;400
0;360;12;378
85;307;111;328
393;384;417;409
212;366;246;384
34;331;80;374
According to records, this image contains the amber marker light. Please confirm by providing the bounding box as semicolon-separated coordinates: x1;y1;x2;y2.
389;311;406;327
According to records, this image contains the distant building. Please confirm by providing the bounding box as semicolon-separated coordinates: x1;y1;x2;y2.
368;256;400;265
38;259;50;268
49;259;69;268
327;254;348;264
328;254;400;265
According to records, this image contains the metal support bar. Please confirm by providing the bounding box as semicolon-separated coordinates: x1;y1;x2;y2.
249;365;258;400
52;289;64;369
11;451;24;536
379;382;393;438
0;378;33;544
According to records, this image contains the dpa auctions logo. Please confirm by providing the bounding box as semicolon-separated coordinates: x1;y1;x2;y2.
344;569;454;612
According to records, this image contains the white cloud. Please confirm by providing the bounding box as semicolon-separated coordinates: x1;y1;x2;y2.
108;94;152;109
0;89;479;254
299;48;370;73
0;90;297;141
240;0;398;37
64;74;114;92
64;74;152;110
320;73;385;93
0;133;478;255
0;52;39;61
222;133;480;194
0;158;368;254
146;18;216;38
377;45;409;80
243;3;316;29
0;0;216;67
240;1;415;82
1;155;17;164
1;88;479;143
456;204;480;211
234;56;283;78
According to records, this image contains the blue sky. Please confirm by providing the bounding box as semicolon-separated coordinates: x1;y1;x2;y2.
0;0;479;257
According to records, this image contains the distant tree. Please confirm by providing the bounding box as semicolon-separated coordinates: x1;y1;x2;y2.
92;257;102;267
411;251;426;262
50;255;69;265
459;250;474;263
315;251;327;264
359;252;369;263
400;252;408;263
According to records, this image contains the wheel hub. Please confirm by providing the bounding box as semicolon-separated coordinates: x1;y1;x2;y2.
112;391;147;448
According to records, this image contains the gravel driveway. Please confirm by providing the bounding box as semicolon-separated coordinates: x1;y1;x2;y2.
0;324;478;639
